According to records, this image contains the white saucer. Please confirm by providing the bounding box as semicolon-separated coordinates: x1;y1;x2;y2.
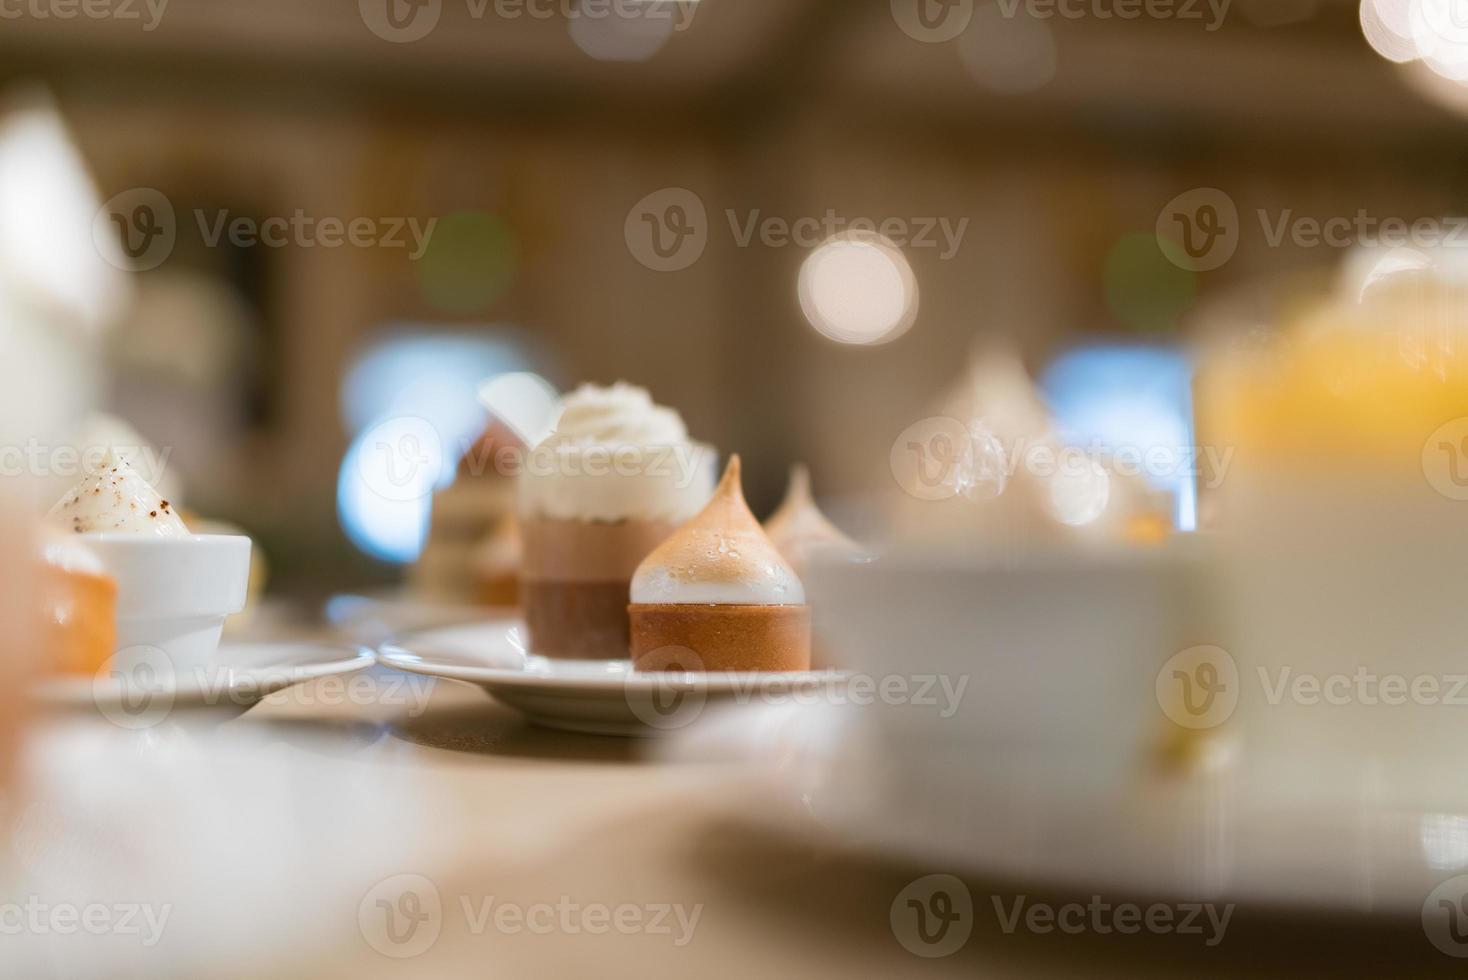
380;619;845;736
34;641;375;724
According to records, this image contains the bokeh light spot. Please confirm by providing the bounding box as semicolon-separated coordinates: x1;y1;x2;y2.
1103;233;1198;335
958;1;1057;94
798;233;918;345
416;211;518;314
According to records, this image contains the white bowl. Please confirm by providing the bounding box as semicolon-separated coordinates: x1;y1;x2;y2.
805;544;1205;788
80;534;252;672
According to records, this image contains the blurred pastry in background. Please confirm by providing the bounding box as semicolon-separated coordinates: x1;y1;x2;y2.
471;515;520;607
520;383;716;659
630;456;810;672
411;419;522;606
888;345;1175;554
37;531;116;675
764;464;864;574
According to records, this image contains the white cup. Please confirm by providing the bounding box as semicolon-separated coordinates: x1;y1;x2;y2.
80;534;252;673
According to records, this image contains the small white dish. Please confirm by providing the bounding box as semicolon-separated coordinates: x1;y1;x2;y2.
380;619;845;736
82;533;252;670
34;640;373;724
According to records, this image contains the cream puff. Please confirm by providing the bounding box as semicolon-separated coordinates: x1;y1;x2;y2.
628;455;810;672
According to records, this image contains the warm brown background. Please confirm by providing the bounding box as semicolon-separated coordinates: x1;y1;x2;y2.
5;0;1467;592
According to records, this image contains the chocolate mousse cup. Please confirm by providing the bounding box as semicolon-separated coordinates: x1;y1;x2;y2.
521;517;684;659
516;383;717;659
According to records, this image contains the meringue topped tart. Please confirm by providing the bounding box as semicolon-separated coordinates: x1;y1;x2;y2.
46;449;188;537
764;464;863;575
629;455;810;672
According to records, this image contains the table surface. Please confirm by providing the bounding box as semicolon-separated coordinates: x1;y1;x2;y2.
12;659;1464;979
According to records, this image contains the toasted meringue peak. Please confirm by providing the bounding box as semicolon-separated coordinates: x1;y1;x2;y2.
765;465;863;568
631;455;805;606
46;449;189;537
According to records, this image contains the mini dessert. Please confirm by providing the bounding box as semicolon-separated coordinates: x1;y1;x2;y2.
521;383;715;659
412;420;522;606
45;450;250;671
764;465;864;669
37;532;117;675
764;464;864;575
47;448;188;537
629;456;811;672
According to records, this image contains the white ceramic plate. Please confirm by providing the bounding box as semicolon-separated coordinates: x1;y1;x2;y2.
34;641;375;722
380;619;846;736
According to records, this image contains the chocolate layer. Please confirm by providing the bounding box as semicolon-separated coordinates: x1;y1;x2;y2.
524;580;634;659
628;603;811;672
521;517;682;583
521;516;683;659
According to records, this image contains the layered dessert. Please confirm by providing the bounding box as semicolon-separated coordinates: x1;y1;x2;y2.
629;456;810;672
520;383;715;659
412;419;522;607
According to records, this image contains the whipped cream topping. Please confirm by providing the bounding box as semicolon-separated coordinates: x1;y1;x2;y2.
764;465;864;569
46;449;189;537
519;382;715;523
545;382;688;447
631;456;806;606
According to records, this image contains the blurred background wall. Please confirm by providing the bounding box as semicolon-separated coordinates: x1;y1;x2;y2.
6;0;1468;593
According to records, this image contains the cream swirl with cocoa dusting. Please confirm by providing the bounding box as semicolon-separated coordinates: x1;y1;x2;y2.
46;449;189;537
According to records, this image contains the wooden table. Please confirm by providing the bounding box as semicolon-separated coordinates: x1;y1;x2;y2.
9;663;1461;979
